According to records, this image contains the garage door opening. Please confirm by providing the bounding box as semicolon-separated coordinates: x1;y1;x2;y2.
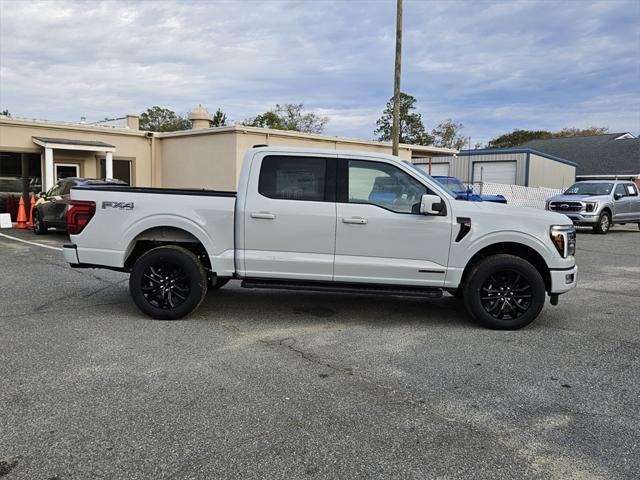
414;162;450;177
473;161;516;184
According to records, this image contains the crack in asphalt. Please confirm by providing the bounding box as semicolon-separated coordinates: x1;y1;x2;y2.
260;336;353;375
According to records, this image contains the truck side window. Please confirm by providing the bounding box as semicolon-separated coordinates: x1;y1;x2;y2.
259;156;327;201
614;184;627;198
347;160;428;214
46;183;62;198
60;181;72;196
625;184;638;196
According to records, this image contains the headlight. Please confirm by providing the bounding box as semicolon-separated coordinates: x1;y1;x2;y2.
584;202;597;212
550;225;576;258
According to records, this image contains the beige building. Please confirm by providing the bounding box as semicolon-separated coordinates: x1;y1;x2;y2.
0;108;456;205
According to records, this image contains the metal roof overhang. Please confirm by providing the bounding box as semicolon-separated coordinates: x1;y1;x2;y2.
32;136;116;152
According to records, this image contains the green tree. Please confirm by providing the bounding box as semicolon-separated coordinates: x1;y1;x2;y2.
244;111;284;130
487;126;610;148
553;126;609;137
139;106;191;132
487;129;552;148
211;108;228;127
1;109;10;117
374;93;433;145
243;103;328;133
431;119;466;149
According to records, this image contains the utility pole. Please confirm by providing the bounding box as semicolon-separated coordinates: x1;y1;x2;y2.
392;0;403;156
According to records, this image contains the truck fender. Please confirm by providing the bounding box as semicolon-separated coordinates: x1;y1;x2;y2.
121;214;217;268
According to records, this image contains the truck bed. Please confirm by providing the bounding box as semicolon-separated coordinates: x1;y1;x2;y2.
67;185;237;274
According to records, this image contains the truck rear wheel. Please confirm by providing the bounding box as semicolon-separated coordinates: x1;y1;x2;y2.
129;245;208;320
463;254;545;330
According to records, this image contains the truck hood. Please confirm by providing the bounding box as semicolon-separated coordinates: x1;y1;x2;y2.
453;199;572;228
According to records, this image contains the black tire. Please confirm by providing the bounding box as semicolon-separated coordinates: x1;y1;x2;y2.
463;254;546;330
129;245;208;320
32;210;47;234
593;211;611;234
210;277;230;290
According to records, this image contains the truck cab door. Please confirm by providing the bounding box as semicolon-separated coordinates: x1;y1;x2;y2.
334;157;452;287
41;182;64;226
613;183;630;221
240;153;337;281
622;183;640;220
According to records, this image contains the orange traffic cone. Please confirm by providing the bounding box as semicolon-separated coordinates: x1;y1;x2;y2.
27;194;35;228
16;196;28;229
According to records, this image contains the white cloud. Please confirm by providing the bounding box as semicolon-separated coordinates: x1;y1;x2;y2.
0;0;638;140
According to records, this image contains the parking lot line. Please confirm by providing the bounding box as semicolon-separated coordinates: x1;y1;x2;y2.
0;232;63;251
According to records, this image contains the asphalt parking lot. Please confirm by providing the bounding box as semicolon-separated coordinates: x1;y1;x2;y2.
1;226;639;480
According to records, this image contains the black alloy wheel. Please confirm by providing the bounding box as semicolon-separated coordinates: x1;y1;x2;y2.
479;269;533;321
129;245;208;320
141;261;190;309
464;254;546;330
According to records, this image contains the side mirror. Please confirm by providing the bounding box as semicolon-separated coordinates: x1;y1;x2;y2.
420;194;445;215
614;193;623;200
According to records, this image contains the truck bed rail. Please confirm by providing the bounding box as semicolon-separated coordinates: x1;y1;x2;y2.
72;185;237;197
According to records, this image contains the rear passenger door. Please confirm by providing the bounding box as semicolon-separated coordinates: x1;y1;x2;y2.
242;153;337;281
613;183;630;221
622;183;640;220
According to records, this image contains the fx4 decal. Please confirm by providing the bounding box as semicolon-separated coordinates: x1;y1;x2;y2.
102;201;134;210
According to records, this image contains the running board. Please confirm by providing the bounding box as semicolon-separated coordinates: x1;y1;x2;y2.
241;278;443;298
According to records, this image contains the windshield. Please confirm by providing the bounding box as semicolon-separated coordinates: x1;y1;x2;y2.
564;182;613;196
402;162;456;198
435;177;467;194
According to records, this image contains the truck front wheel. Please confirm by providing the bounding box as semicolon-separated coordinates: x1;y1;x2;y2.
593;211;610;234
463;254;546;330
129;245;208;320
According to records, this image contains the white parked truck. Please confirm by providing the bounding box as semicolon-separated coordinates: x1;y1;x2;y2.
63;147;578;329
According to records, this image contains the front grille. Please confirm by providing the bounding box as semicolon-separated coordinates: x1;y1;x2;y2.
550;201;583;212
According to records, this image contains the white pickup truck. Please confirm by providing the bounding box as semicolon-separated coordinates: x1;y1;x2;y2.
63;147;578;329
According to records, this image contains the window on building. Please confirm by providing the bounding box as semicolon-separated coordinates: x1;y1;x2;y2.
100;159;132;185
347;160;428;214
259;156;327;201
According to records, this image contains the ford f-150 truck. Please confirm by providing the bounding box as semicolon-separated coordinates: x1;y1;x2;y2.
546;180;640;234
63;147;578;329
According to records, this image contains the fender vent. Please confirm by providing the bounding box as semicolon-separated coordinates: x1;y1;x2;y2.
455;217;471;242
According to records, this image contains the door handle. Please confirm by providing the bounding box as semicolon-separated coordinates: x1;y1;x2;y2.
342;217;368;225
250;212;276;220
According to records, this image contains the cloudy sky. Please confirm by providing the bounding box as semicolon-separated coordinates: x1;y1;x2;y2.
1;0;639;144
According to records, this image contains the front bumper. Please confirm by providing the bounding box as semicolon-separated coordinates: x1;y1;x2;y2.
549;265;578;294
554;212;599;225
63;243;79;264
